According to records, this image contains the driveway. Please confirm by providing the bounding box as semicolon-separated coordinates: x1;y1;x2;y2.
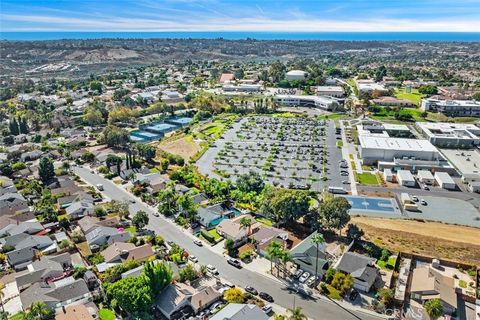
73;166;384;320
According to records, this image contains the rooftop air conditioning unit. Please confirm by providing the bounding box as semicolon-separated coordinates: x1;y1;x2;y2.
432;259;440;269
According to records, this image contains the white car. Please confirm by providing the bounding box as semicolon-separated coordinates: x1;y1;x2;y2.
420;199;427;205
412;195;419;202
306;275;319;287
299;271;310;283
262;305;272;314
189;255;198;263
209;301;224;315
207;264;218;275
193;239;203;246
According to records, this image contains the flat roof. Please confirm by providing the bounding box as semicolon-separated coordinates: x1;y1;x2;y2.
417;170;434;179
359;136;438;152
315;86;344;92
417;122;480;138
434;171;455;184
397;170;415;181
439;149;480;176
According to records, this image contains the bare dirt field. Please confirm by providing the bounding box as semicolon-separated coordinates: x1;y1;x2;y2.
351;217;480;265
154;135;201;161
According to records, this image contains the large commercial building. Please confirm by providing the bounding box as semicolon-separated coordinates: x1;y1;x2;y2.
285;70;309;81
222;84;262;93
359;136;440;165
356;121;411;138
274;94;339;111
421;99;480;117
315;86;344;98
356;79;389;94
416;122;480;148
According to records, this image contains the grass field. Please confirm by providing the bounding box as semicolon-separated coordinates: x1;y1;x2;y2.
377;256;396;270
125;226;137;235
394;88;426;105
351;217;480;265
155;134;201;161
356;172;379;185
207;228;222;240
255;216;274;227
99;309;116;320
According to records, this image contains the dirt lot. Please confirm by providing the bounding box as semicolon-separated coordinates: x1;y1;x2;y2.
351;217;480;265
154;134;201;160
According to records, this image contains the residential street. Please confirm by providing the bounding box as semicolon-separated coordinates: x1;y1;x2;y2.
73;166;385;320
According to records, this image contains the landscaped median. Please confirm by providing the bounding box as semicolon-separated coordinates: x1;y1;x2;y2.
355;172;380;186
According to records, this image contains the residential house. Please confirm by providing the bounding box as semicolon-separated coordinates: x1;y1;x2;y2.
290;231;330;280
210;304;269;320
0;192;29;216
410;265;458;315
216;214;261;247
252;226;289;257
0;221;43;237
335;252;380;292
85;226;131;249
100;242;154;263
77;216;121;234
3;233;56;270
134;172;169;194
65;201;94;220
20;277;92;311
197;203;238;228
57;192;94;209
155;283;222;319
15;253;72;291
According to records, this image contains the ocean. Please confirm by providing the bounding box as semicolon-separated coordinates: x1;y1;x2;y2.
1;32;480;42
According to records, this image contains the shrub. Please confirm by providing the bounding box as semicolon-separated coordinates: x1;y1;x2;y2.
200;229;215;243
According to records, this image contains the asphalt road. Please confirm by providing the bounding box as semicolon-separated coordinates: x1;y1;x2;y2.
73;166;384;320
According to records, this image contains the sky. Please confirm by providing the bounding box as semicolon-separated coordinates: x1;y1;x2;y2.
1;0;480;32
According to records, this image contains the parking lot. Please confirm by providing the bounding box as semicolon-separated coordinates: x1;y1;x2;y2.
197;115;345;191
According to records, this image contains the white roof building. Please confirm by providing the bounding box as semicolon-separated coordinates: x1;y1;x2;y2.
416;122;480;148
421;99;480;117
359;136;439;165
285;70;309;81
274;94;339;111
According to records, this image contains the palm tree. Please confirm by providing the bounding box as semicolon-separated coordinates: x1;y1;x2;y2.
29;301;52;319
239;217;253;236
286;306;307;320
266;241;282;275
312;232;325;288
278;250;291;278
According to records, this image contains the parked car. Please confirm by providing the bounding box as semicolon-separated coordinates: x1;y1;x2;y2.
340;172;349;176
294;269;303;279
262;305;273;314
342;180;350;184
245;286;258;295
167;240;175;247
349;289;359;301
423;185;430;190
259;292;274;302
227;258;242;268
306;275;319;287
209;301;224;315
193;239;203;246
206;265;219;275
299;271;310;283
189;255;198;263
412;195;419;202
420;199;427;205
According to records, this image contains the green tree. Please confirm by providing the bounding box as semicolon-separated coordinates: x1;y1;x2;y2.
132;210;149;229
424;298;443;319
89;80;103;93
142;260;173;296
261;188;311;225
331;272;354;295
266;241;282;274
239;217;253;235
38;157;55;183
157;185;178;216
27;301;54;319
473;91;480;100
236;170;265;194
318;194;351;234
346;224;364;240
418;84;438;95
223;288;246;304
377;288;394;306
101;125;130;148
286;306;307;320
83;106;104;126
105;154;123;173
9;118;19;136
176;194;196;221
136;144;156;162
179;264;198;282
104;276;152;314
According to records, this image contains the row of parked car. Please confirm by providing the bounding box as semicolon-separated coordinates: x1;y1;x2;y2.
290;265;319;288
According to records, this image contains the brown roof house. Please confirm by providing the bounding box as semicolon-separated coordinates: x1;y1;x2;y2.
100;242;154;263
56;304;94;320
155;283;222;319
410;265;458;315
216;214;261;248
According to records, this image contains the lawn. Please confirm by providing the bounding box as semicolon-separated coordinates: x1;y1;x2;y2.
370;106;425;122
377;256;396;270
317;113;346;121
10;313;24;320
356;172;379;185
99;309;116;320
255;216;274;227
207;228;222;241
394;88;426;106
125;226;137;235
76;241;92;257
